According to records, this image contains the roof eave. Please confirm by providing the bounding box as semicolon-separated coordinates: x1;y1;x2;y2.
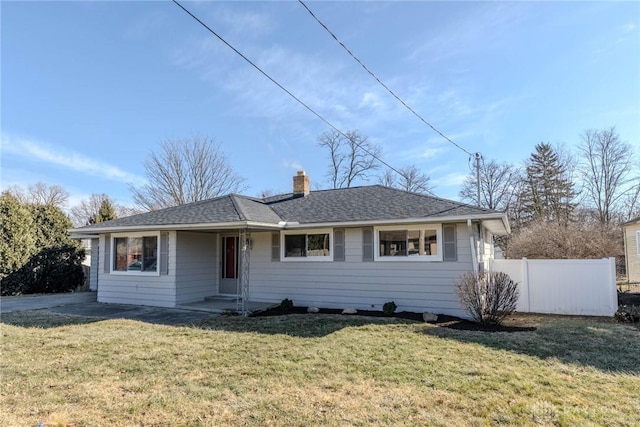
283;212;511;234
69;221;283;234
69;233;100;239
69;213;511;235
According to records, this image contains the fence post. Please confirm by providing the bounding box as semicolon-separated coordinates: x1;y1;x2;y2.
521;258;531;312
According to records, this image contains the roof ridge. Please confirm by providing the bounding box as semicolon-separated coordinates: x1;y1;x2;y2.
228;195;247;221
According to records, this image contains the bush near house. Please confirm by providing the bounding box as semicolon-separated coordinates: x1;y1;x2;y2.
0;244;85;296
382;301;397;316
0;192;86;296
456;271;519;326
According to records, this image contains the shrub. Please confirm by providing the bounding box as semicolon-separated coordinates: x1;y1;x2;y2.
279;298;294;312
382;301;397;316
455;271;519;326
1;244;85;296
506;220;622;259
615;305;640;323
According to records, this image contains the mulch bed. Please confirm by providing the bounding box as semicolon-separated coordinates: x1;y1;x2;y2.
253;306;536;333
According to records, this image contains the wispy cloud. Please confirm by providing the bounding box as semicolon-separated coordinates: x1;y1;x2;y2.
215;5;275;37
1;135;143;184
280;159;303;171
433;172;468;187
358;92;385;111
405;2;532;66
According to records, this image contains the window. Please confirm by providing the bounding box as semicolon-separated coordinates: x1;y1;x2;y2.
637;230;640;255
113;234;158;273
375;225;442;261
281;229;332;261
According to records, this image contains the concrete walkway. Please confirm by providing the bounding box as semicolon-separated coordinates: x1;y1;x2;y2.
1;292;98;313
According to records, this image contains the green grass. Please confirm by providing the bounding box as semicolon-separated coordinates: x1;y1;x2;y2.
1;312;639;426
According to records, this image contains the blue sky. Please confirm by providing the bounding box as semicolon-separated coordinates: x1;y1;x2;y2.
2;1;639;209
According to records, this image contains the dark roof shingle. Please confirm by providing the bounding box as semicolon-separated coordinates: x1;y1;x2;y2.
267;186;494;224
74;185;500;231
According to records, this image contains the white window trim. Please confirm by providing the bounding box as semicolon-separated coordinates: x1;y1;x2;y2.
280;228;334;262
637;230;640;255
374;224;443;262
111;231;161;276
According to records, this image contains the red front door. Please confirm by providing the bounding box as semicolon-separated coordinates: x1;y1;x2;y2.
220;236;238;295
224;236;237;279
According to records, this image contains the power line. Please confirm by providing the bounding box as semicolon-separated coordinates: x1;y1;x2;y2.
171;0;432;194
297;0;475;159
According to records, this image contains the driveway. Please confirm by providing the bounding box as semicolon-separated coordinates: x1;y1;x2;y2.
1;292;221;326
1;292;98;312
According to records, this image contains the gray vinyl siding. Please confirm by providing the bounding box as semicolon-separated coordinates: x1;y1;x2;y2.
175;231;218;304
96;232;177;307
248;223;474;318
90;238;99;291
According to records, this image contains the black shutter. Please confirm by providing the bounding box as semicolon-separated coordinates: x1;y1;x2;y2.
443;224;457;261
271;232;280;261
103;233;111;273
334;229;345;261
160;232;169;275
362;227;374;262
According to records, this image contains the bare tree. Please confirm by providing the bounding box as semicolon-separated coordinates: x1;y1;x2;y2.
5;182;69;208
318;129;381;188
130;137;247;211
378;165;432;194
620;182;640;222
459;159;519;210
318;130;344;189
69;193;136;227
578;127;637;225
378;169;396;188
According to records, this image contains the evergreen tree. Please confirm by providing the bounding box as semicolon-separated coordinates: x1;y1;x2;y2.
0;192;36;280
89;198;117;224
1;195;85;295
518;143;576;224
31;204;75;248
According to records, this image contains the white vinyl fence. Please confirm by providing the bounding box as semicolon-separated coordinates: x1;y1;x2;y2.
490;258;617;317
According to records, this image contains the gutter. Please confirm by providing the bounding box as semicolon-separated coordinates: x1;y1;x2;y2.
70;213;511;236
70;234;100;239
282;213;509;230
70;220;282;235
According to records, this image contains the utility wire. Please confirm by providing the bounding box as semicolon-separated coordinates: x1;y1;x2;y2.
298;0;475;158
172;0;431;194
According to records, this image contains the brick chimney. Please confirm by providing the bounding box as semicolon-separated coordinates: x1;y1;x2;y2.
293;170;310;197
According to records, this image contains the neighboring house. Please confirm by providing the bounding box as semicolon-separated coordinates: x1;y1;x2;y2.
71;172;509;318
623;217;640;284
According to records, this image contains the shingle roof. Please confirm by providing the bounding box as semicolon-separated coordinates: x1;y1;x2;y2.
232;196;283;224
267;186;495;224
79;195;244;229
74;185;502;232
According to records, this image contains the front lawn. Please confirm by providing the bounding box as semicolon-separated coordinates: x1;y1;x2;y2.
1;312;639;426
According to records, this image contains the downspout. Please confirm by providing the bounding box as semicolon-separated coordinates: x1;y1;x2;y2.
478;221;485;272
468;219;478;276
